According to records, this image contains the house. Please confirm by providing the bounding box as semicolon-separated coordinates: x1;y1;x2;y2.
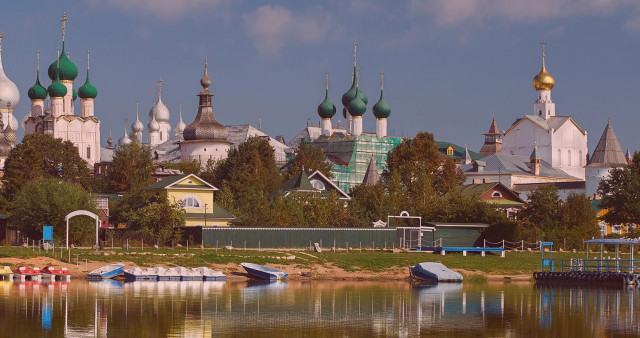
456;182;524;220
269;170;351;201
146;174;235;227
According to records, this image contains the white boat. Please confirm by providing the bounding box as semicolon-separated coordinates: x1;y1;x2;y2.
173;267;202;281
159;267;182;281
194;267;226;281
124;267;158;281
86;263;125;280
241;263;287;280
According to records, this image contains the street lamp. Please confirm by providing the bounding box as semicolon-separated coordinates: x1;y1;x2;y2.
204;203;208;227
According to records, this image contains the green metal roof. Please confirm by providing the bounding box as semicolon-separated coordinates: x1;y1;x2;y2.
78;70;98;99
183;203;235;219
146;174;188;190
269;170;317;199
27;73;47;100
317;89;336;119
372;90;390;118
48;43;78;81
435;141;483;160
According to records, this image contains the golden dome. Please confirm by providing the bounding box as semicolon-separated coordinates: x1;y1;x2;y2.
533;65;554;91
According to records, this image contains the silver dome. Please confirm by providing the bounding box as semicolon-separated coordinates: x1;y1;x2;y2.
148;115;160;132
148;80;170;123
1;112;18;131
118;119;133;147
174;120;186;134
0;33;20;112
132;118;144;133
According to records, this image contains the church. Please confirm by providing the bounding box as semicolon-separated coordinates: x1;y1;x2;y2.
23;14;102;166
500;44;588;180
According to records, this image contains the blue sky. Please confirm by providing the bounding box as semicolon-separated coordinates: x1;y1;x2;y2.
2;0;640;153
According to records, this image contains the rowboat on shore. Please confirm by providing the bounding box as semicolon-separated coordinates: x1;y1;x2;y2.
241;263;287;280
86;263;125;280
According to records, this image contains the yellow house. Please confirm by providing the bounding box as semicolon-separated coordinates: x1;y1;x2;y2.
146;174;235;227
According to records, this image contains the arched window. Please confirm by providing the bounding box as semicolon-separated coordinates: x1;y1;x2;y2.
491;191;503;198
180;195;202;208
557;149;562;166
568;150;572;166
310;179;326;191
86;146;91;159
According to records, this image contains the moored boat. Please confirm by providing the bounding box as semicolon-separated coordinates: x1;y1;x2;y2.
87;263;125;280
194;267;226;281
158;267;181;281
12;266;42;281
123;267;158;281
42;266;71;281
0;266;12;280
173;267;201;281
241;263;287;280
409;262;463;283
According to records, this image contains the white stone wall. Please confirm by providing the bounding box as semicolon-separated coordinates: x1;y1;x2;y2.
502;119;552;160
180;141;230;165
551;122;587;179
585;167;612;199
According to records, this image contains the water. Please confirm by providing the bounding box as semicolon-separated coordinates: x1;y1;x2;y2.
0;279;638;337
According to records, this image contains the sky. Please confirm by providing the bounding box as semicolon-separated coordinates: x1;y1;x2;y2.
2;0;640;154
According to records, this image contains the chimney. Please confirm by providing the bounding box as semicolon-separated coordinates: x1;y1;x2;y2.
530;143;541;176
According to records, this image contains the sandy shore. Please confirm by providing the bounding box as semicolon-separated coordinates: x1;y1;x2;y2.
0;256;532;282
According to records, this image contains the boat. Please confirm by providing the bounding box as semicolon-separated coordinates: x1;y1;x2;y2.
409;262;463;283
173;267;201;281
86;263;125;280
194;267;226;281
0;266;12;280
123;267;158;281
157;267;181;281
240;263;287;280
42;266;71;281
12;266;42;281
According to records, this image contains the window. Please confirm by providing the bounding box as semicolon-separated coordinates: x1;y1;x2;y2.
446;146;454;156
87;146;91;159
539;110;542;115
568;150;571;166
310;179;326;191
491;191;502;198
180;195;201;208
557;149;562;165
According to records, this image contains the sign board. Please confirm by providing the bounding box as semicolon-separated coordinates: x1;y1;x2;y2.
43;225;53;242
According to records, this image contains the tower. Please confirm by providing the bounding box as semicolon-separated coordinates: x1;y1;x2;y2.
173;101;186;137
342;42;367;136
372;72;391;137
131;100;144;142
532;41;555;119
317;71;336;136
78;51;97;117
585;120;628;198
148;114;160;146
28;51;46;118
148;79;171;142
479;116;502;156
118;118;132;147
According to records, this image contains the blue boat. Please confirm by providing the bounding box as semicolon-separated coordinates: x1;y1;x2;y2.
409;262;463;283
86;263;125;280
123;267;158;281
241;263;288;280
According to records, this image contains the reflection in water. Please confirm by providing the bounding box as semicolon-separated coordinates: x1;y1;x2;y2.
0;279;638;336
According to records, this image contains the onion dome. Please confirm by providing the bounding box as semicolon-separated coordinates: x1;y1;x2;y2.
174;103;186;134
48;43;78;82
132;100;144;133
78;72;97;99
533;44;554;91
372;73;391;119
347;89;366;117
341;76;357;108
356;83;367;105
47;66;68;98
28;73;47;100
4;123;17;144
0;32;21;111
118;119;132;147
317;73;336;119
183;59;228;142
148;79;170;123
107;130;114;149
148;114;160;132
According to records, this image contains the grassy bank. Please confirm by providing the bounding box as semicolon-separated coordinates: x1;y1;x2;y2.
0;246;604;277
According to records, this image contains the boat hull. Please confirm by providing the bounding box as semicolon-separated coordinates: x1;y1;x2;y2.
86;264;125;280
410;263;463;283
123;272;157;281
241;263;287;280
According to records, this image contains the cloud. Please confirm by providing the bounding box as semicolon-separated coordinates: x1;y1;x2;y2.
243;5;333;56
98;0;231;19
409;0;637;26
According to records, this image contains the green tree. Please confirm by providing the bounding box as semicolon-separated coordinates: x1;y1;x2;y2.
284;141;333;179
520;184;561;241
1;133;91;208
106;140;153;193
9;178;98;245
598;153;640;233
349;182;388;224
125;193;185;245
557;193;599;249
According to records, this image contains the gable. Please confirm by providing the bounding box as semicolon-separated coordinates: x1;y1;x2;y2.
504;116;549;135
146;174;218;191
479;184;524;203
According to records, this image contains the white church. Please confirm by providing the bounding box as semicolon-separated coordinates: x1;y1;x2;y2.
501;44;588;180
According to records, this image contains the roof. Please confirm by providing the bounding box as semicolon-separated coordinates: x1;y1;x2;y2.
512;181;585;192
486;117;499;135
456;182;525;204
461;154;579;179
362;157;381;185
435;141;483;161
423;222;489;228
269;169;351;200
146;174;218;191
584;238;640;245
591;199;602;212
505;115;586;135
183;202;235;220
586;121;627;167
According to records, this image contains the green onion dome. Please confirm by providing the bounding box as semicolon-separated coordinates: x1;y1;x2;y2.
341;67;358;107
356;88;368;105
27;73;47;100
73;88;77;101
317;89;336;119
78;71;97;99
47;73;67;98
48;44;78;82
347;90;366;117
372;90;390;119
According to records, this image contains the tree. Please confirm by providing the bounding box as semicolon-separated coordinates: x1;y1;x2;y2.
598;153;640;233
106;140;153;193
383;131;464;197
284;141;333;179
1;133;91;207
125;192;185;245
557;193;599;248
9;178;98;245
520;184;561;241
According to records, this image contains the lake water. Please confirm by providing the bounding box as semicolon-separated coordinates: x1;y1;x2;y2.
0;279;638;337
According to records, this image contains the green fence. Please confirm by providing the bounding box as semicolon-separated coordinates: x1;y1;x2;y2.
184;226;483;249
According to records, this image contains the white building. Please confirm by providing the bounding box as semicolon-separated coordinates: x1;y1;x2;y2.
501;45;587;180
23;15;101;166
584;120;628;198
